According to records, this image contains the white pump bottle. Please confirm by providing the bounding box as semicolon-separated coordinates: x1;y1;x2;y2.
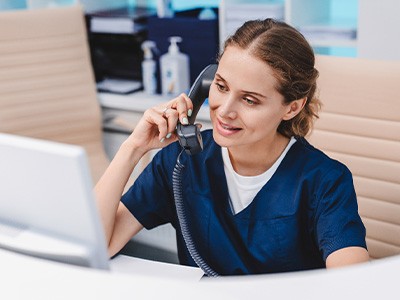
160;36;190;96
141;40;157;94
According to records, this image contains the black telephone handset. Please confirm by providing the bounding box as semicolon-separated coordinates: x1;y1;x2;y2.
176;64;218;155
173;65;219;277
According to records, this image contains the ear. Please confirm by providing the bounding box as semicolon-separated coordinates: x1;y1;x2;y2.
282;97;307;121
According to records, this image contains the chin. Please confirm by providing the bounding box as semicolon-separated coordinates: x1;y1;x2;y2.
212;129;234;148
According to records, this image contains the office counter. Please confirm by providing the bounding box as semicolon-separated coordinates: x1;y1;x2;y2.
2;247;400;299
0;249;204;299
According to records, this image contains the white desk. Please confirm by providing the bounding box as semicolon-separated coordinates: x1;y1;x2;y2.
0;248;205;299
2;247;400;299
110;253;203;280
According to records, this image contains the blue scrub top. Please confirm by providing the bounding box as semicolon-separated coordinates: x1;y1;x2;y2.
121;130;367;275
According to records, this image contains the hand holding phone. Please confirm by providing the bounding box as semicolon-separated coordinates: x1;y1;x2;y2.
176;64;218;155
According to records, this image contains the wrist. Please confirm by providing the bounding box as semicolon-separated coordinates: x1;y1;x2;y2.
119;139;148;162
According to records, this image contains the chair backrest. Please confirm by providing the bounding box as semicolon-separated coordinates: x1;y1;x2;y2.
0;5;109;184
308;55;400;259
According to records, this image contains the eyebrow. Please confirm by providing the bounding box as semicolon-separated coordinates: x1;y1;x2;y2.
215;73;267;99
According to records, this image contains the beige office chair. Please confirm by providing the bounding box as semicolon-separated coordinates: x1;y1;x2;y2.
308;55;400;259
0;5;109;184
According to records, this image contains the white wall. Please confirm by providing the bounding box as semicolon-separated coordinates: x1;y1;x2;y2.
358;0;400;60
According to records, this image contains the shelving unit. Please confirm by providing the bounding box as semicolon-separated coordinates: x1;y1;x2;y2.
220;0;400;60
219;0;359;57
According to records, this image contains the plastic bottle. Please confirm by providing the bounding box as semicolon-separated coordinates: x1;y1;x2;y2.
141;40;157;95
156;0;174;18
160;36;190;96
198;7;217;20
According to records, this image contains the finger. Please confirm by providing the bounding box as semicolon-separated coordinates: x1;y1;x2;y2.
174;94;192;125
146;108;170;142
180;93;194;118
163;108;179;138
167;93;193;110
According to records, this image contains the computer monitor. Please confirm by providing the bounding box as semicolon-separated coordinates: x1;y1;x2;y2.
0;133;110;270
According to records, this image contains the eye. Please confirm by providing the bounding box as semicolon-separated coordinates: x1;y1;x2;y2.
215;82;227;92
243;97;256;105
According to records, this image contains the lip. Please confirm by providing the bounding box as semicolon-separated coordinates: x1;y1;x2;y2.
215;118;241;137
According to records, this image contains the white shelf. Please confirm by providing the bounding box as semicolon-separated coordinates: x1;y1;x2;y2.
299;22;357;48
307;39;357;48
98;91;211;122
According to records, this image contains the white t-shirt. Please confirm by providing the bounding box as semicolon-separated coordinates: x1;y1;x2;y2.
222;137;297;214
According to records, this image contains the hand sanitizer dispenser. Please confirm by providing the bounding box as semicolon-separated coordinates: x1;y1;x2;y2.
160;36;190;96
141;40;157;94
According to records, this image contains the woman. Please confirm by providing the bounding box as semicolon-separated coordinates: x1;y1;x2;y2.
95;19;369;275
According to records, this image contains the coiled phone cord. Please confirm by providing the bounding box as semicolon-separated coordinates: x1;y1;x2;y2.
172;150;219;277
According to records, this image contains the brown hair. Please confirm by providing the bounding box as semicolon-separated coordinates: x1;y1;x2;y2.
220;19;321;138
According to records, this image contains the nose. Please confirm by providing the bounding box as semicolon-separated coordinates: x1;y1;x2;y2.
218;94;238;119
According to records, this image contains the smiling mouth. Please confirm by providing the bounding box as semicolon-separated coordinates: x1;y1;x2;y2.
219;120;241;131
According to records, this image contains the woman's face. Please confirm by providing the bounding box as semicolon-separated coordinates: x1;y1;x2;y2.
208;46;291;151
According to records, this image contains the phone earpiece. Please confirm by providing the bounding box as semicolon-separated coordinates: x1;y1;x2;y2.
177;64;217;155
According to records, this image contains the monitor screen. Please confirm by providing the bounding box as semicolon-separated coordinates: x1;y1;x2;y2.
0;133;109;270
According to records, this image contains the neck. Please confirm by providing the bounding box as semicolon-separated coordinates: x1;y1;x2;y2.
228;134;290;176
